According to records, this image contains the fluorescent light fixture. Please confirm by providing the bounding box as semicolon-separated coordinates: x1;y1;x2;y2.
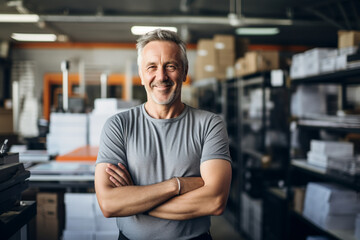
0;14;39;23
236;27;279;35
11;33;57;42
131;26;177;35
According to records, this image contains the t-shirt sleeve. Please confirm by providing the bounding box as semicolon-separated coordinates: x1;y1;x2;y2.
96;115;127;167
201;115;232;163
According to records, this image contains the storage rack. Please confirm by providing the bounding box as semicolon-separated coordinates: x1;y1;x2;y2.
286;68;360;240
237;71;290;239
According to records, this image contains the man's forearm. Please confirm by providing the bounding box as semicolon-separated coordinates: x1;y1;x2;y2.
148;160;232;221
96;163;178;217
148;183;227;220
101;176;204;217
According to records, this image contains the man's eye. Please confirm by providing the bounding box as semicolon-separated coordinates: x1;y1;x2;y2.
166;65;176;71
147;66;156;70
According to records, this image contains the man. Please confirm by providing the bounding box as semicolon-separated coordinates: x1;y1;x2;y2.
95;29;232;240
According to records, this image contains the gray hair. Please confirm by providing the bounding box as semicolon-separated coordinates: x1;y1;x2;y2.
136;29;188;74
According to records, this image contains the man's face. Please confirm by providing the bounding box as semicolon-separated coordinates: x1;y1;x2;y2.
139;40;186;105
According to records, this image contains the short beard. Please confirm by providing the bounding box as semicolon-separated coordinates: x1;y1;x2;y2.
147;82;181;105
150;91;177;105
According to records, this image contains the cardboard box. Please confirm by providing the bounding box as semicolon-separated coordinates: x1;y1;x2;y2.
245;51;280;75
197;39;215;61
195;58;216;80
213;35;235;50
37;192;63;206
217;50;235;66
37;214;59;240
235;57;247;76
36;192;65;240
196;39;217;80
293;187;306;213
0;109;13;134
338;30;360;49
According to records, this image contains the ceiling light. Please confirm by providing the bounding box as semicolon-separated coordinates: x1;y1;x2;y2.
0;14;39;23
11;33;57;42
131;26;177;35
236;27;279;35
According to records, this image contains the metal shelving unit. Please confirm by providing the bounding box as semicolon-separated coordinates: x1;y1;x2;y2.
287;67;360;240
238;71;290;240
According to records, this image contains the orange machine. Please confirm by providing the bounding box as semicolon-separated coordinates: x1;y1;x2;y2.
55;145;99;162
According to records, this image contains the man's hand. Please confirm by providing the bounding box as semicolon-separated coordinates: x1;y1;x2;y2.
106;163;133;187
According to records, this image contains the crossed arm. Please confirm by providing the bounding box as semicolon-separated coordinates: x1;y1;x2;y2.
95;159;232;220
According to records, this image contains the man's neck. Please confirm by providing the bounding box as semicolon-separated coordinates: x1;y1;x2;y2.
144;101;185;119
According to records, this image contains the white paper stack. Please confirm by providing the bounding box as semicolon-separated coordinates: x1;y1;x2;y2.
241;193;262;240
63;193;118;240
310;140;354;157
291;85;327;117
249;88;273;119
307;140;359;175
63;193;95;240
303;48;338;77
46;113;88;155
88;112;115;147
303;182;360;231
89;98;139;146
355;214;360;240
93;98;139;115
290;48;337;79
10;145;50;162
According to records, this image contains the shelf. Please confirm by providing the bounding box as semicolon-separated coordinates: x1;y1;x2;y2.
297;119;360;133
291;160;360;191
291;210;356;240
291;67;360;85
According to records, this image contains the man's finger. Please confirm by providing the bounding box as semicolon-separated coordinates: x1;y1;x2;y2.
118;163;134;185
109;176;121;187
106;167;128;186
107;164;131;185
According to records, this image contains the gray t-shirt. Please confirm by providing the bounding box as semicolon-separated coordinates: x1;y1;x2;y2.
96;104;231;240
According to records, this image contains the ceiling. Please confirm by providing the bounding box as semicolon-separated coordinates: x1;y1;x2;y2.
0;0;360;47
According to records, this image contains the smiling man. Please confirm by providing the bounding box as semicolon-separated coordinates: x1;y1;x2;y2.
95;29;232;240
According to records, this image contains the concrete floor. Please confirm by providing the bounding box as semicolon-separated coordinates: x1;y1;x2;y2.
210;215;243;240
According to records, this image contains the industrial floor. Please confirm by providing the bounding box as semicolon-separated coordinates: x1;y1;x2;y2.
210;215;244;240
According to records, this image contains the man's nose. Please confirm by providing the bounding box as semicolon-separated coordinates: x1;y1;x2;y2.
156;67;168;81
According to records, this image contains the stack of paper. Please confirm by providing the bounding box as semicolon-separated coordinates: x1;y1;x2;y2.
88;112;118;147
10;145;50;162
63;193;118;240
307;140;359;175
46;113;88;155
241;193;263;240
303;182;360;231
63;193;96;240
89;98;139;147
